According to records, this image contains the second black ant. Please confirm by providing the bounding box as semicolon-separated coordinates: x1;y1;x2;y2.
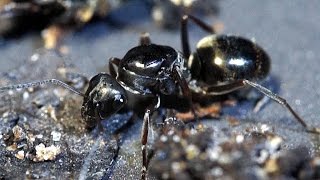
0;14;319;180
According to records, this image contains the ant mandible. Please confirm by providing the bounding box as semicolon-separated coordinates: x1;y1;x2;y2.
0;14;319;180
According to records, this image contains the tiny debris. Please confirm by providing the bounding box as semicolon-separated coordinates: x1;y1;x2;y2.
260;124;273;133
227;116;240;127
149;117;320;179
264;157;279;174
15;150;25;160
34;143;61;162
12;125;25;141
3;125;26;150
176;103;221;121
235;134;244;144
51;131;62;142
246;123;274;134
30;53;40;62
42;25;65;50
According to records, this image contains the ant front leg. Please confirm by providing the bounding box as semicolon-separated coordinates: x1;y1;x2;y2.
181;14;216;58
204;80;320;134
141;96;160;180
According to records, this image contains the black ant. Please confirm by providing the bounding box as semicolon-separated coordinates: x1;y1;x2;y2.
0;14;319;180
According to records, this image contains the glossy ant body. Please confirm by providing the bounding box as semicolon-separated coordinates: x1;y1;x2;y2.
0;14;319;180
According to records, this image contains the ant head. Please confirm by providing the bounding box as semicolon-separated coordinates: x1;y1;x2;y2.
81;73;127;129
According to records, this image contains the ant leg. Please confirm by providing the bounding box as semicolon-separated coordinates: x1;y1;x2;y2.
181;14;216;58
141;109;151;180
172;66;198;121
140;32;151;46
141;97;160;180
242;80;311;129
204;79;320;133
109;57;120;78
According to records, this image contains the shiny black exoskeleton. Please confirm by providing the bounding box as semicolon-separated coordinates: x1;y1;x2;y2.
80;73;128;130
180;15;271;95
188;35;270;85
79;41;191;132
117;44;186;96
80;29;273;132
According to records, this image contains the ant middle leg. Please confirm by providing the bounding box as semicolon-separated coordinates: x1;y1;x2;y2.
203;79;320;134
172;66;198;121
181;14;216;58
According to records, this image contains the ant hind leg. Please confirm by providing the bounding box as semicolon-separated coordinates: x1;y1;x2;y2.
180;14;216;58
204;79;320;134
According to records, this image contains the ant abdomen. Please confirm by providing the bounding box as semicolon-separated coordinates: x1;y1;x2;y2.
189;35;271;84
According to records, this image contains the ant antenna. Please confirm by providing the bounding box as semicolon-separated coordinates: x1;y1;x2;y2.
0;79;85;97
